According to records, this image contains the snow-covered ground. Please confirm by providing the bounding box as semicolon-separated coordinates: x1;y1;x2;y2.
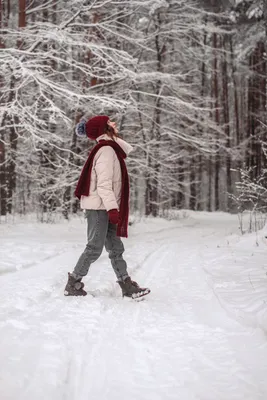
1;212;267;400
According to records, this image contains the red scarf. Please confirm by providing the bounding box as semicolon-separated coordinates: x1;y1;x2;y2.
74;141;129;238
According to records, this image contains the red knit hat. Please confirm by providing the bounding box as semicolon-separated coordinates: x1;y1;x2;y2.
85;116;109;140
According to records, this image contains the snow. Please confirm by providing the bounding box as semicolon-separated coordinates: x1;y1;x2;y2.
149;0;169;16
1;212;267;400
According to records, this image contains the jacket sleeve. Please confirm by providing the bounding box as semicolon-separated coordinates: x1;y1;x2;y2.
94;146;119;211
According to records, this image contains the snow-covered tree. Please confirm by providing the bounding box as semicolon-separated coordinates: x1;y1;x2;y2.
1;0;266;219
0;0;225;219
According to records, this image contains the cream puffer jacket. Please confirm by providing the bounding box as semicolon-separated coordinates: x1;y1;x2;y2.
80;134;133;211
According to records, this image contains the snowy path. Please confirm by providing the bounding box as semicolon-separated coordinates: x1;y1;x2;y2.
1;213;267;400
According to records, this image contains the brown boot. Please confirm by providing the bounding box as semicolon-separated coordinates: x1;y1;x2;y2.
118;277;150;299
64;273;87;296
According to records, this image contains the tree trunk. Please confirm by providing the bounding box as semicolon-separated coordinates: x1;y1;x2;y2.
230;35;240;151
18;0;26;36
0;0;6;215
212;33;220;211
198;25;207;211
246;42;265;179
6;121;18;213
150;12;164;217
0;136;6;216
222;35;231;210
189;159;197;210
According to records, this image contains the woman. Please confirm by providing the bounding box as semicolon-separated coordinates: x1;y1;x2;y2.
64;115;150;299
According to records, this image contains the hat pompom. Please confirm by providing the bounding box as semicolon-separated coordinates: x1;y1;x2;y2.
75;120;87;137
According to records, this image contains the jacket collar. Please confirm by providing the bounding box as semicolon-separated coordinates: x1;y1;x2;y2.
96;134;133;156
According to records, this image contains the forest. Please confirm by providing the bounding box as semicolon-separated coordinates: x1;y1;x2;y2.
0;0;266;220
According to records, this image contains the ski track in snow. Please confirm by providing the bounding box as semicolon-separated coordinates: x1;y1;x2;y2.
1;213;267;400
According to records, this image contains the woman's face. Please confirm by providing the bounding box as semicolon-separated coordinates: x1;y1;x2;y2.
107;120;118;135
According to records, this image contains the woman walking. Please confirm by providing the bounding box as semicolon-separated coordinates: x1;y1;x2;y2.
64;115;150;299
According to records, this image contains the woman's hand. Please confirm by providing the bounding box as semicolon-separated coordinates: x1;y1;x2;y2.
108;209;119;224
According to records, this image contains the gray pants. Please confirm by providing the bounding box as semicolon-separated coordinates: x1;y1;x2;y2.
73;210;129;281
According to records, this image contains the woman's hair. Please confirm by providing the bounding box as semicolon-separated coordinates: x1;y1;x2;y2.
105;123;119;139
